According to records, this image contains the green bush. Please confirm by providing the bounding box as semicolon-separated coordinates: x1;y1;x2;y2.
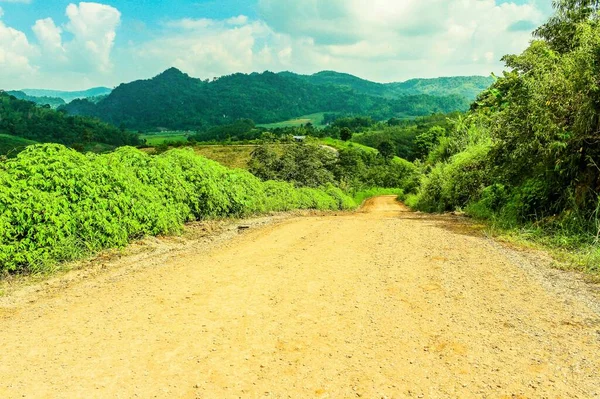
410;141;491;213
0;144;356;274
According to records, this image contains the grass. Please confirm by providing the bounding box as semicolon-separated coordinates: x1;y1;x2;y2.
318;137;378;153
482;223;600;281
140;131;192;146
257;112;328;129
194;145;257;169
0;134;38;157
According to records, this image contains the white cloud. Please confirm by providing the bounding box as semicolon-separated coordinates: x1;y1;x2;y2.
130;18;287;80
64;2;121;72
0;11;37;86
128;1;548;84
164;18;215;30
226;15;249;26
265;0;543;80
33;17;66;62
0;2;121;89
1;0;556;90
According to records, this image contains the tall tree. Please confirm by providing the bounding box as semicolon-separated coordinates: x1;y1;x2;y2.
535;0;600;52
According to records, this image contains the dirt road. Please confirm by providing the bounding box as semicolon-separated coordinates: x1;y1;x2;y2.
1;196;599;398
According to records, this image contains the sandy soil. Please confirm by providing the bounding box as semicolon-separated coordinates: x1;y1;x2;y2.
1;196;599;398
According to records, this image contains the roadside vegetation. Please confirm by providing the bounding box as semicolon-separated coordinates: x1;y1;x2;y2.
405;0;600;275
0;144;357;275
248;140;419;194
3;0;599;279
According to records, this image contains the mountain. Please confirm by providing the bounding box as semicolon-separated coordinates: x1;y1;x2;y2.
287;71;494;101
6;90;66;109
61;68;477;130
281;71;388;98
20;87;112;103
0;91;140;154
388;76;496;100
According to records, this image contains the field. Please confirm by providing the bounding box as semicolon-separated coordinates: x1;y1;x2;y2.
0;134;38;156
139;131;191;145
194;145;257;169
257;112;328;129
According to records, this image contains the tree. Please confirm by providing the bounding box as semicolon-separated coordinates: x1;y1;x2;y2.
414;126;446;159
534;0;600;52
377;140;395;160
340;127;353;141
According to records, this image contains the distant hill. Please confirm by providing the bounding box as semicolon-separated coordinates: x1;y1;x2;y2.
6;90;66;109
20;87;112;103
0;91;140;150
388;76;495;100
61;68;476;130
287;71;494;101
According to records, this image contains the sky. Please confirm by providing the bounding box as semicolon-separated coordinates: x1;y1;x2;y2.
0;0;555;90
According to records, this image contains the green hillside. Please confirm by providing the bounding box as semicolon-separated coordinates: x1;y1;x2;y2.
61;68;471;130
5;91;65;109
284;71;494;101
0;134;38;157
0;91;140;148
21;87;112;103
257;113;328;128
388;76;495;99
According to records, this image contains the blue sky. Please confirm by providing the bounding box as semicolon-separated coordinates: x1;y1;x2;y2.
0;0;554;90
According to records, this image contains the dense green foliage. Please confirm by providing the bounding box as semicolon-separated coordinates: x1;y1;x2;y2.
0;144;355;274
408;0;600;271
254;113;457;163
248;141;419;193
61;68;472;130
189;119;262;142
282;71;494;101
349;114;457;161
0;92;140;151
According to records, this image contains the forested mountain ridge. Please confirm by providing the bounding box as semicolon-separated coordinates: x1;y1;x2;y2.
0;91;140;154
61;68;479;130
6;91;66;109
20;87;112;103
287;71;494;100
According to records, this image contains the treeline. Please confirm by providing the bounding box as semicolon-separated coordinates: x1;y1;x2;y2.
407;0;600;262
248;141;420;192
61;68;471;130
252;114;458;162
0;92;141;153
6;91;65;108
280;71;494;101
0;144;356;274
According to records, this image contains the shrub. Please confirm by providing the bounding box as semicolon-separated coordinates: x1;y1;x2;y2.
0;144;356;274
410;141;491;213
